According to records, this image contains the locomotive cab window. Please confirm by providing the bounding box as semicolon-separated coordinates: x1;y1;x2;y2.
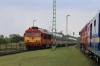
26;32;32;36
34;32;40;37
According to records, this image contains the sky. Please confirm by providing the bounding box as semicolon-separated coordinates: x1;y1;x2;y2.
0;0;100;37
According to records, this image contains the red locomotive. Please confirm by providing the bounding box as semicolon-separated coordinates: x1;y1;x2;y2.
24;26;52;50
79;22;90;53
24;26;77;50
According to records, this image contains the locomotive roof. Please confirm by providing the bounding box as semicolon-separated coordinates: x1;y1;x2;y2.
68;37;77;41
26;27;63;37
80;10;100;32
39;28;51;34
80;22;90;32
39;28;63;37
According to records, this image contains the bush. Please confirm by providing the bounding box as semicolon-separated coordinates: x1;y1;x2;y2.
18;41;24;46
0;38;10;44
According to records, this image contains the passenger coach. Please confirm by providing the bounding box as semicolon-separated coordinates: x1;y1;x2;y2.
88;10;100;62
79;10;100;62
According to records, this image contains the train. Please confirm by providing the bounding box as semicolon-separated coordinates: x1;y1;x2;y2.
24;26;77;50
79;10;100;63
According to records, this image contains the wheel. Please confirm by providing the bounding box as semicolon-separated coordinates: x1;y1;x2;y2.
26;45;32;51
96;56;100;64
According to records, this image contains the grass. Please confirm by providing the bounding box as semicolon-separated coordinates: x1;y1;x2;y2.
0;46;99;66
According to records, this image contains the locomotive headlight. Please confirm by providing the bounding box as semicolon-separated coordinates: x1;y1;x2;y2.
27;40;29;42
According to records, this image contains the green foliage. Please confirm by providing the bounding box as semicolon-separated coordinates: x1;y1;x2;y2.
0;38;9;44
0;35;10;44
0;34;24;44
18;41;24;46
0;35;4;38
9;34;24;43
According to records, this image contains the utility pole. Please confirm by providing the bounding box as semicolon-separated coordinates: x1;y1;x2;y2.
33;20;36;27
52;0;56;51
66;15;70;35
66;15;70;46
49;26;51;31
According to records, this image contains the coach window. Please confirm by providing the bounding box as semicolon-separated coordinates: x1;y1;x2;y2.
43;33;44;39
48;34;51;39
43;33;47;39
44;34;47;39
26;32;32;36
94;20;96;26
90;24;92;39
34;32;40;37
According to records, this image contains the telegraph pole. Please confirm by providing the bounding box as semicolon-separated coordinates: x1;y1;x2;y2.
66;15;70;46
66;15;70;35
49;26;51;31
33;20;36;27
52;0;56;51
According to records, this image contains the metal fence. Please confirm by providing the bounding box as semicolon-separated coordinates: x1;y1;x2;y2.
0;42;26;56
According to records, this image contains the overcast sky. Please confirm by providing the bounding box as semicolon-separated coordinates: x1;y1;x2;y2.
0;0;100;37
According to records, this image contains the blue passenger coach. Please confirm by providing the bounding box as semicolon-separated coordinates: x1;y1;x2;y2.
88;10;100;62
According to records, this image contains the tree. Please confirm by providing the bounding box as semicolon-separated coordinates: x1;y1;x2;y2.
9;34;24;43
0;38;9;44
0;35;4;38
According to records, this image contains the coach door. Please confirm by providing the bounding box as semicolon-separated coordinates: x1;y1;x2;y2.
90;23;92;48
94;20;96;50
99;14;100;37
98;13;100;51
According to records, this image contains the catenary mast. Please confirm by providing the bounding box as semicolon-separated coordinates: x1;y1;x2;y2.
52;0;56;51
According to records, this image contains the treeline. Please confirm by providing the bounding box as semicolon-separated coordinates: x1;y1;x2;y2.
0;34;24;44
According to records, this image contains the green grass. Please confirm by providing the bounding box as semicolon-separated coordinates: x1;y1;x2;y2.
0;46;99;66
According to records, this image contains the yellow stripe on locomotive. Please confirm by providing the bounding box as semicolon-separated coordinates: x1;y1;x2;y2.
24;37;41;43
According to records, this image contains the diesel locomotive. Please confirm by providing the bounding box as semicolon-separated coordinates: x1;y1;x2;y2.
24;26;77;50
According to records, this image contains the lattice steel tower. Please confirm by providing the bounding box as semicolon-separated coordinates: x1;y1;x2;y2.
52;0;56;46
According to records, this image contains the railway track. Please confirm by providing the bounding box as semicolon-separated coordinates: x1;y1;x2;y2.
0;50;28;56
